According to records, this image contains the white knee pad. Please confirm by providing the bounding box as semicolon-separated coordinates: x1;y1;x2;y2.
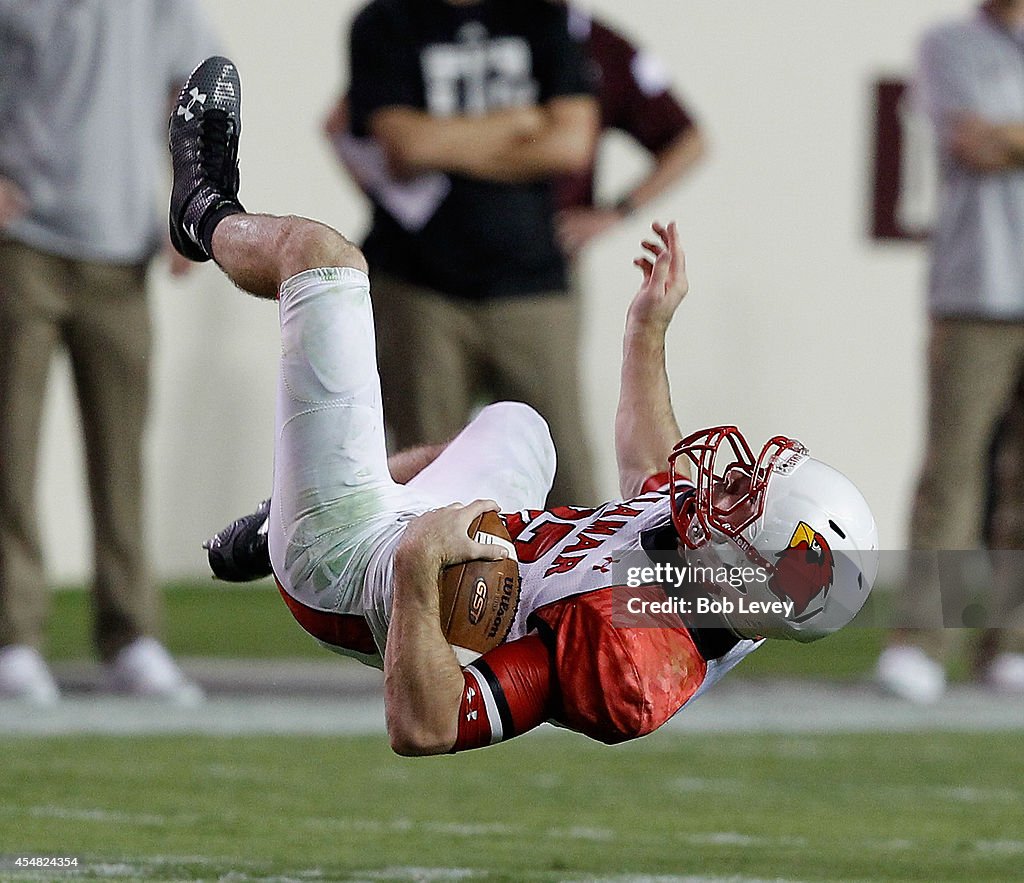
407;401;556;511
473;401;556;494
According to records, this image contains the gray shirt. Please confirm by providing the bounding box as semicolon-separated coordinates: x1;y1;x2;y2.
0;0;218;263
917;9;1024;319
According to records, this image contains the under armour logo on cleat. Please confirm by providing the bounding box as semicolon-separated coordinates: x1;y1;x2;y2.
176;87;207;122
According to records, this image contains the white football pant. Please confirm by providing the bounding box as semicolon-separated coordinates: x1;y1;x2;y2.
268;267;555;655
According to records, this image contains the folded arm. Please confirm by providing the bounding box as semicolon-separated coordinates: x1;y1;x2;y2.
919;29;1024;174
615;221;689;498
949;114;1024;173
371;95;597;184
465;95;598;183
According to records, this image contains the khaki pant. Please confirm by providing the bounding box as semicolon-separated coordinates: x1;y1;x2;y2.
371;273;598;507
0;240;154;661
900;317;1024;666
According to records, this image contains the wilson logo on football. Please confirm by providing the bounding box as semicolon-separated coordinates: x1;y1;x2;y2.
467;578;488;625
486;576;517;640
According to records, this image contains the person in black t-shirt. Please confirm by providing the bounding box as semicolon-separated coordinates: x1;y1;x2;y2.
345;0;599;507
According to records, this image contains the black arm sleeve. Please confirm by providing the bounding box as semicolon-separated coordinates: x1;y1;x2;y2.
530;1;594;103
348;2;423;136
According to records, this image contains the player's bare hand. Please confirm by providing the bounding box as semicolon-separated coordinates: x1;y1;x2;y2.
397;499;509;577
628;221;688;330
0;176;28;229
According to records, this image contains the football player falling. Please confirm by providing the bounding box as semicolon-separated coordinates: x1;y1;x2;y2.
173;57;878;755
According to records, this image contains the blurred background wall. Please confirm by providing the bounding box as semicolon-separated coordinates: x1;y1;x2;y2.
37;0;968;582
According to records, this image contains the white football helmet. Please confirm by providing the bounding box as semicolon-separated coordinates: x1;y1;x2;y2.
667;426;878;642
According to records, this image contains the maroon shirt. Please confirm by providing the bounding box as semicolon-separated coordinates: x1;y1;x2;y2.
555;11;697;211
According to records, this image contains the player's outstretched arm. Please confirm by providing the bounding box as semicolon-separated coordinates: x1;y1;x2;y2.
615;221;689;498
385;500;508;756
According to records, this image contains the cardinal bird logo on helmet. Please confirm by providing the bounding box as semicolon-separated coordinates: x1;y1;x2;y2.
769;522;835;616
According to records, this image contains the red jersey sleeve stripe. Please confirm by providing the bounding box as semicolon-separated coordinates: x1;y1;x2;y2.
465;659;511;743
452;635;553;753
455;668;497;749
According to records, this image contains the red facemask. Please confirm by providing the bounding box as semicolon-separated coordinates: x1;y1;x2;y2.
668;426;807;550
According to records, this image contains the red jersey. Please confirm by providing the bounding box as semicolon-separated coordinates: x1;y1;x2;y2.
454;478;762;751
278;477;762;751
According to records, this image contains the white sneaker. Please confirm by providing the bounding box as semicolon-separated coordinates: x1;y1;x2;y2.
0;645;60;705
983;652;1024;693
104;638;204;705
875;644;946;703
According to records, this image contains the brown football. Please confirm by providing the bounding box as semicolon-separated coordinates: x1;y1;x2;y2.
439;510;521;664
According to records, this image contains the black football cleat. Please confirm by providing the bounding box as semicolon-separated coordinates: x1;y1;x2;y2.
168;56;245;262
204;499;273;582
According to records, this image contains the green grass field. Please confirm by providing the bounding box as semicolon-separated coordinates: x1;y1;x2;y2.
2;729;1022;882
7;584;1016;882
